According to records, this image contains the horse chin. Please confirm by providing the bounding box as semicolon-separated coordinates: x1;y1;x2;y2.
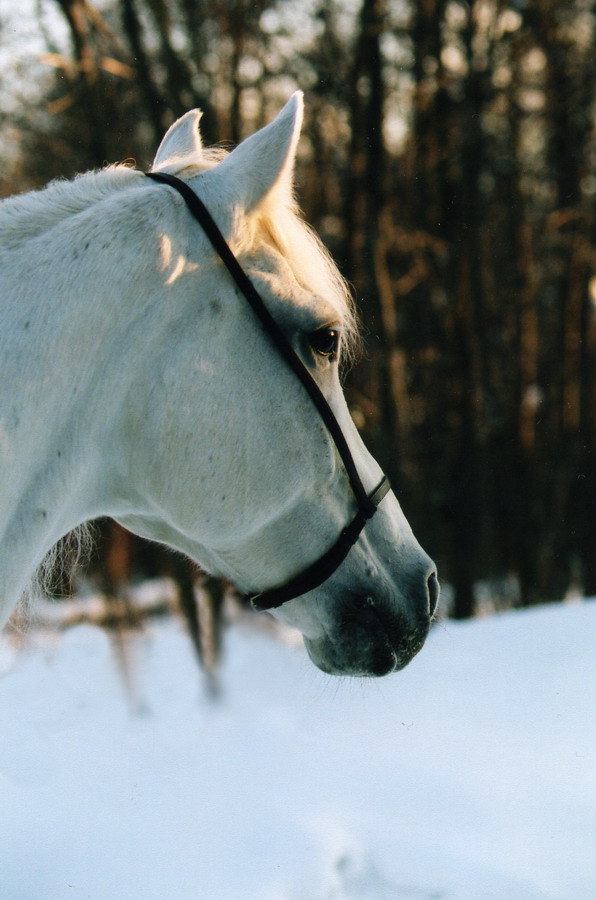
302;609;430;678
303;636;398;677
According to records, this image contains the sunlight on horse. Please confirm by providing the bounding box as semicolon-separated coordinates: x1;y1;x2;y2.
0;93;438;676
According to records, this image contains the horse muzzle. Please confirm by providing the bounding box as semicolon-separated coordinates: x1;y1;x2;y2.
302;567;439;677
304;608;429;676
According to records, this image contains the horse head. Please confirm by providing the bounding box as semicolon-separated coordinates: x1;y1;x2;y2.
116;93;438;676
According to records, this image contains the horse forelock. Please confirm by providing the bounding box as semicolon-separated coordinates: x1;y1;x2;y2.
234;202;360;359
169;147;360;357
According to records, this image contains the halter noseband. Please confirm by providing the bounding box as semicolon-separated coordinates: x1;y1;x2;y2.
146;170;391;611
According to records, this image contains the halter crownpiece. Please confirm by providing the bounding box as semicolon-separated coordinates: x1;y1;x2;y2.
146;170;391;611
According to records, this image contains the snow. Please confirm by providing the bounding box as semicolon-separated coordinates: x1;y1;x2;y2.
0;600;594;899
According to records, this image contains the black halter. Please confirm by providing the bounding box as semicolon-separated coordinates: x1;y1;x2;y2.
146;170;391;611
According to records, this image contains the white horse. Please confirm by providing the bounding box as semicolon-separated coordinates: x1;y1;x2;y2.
0;92;438;676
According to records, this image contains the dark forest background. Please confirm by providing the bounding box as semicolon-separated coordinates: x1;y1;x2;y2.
1;0;594;632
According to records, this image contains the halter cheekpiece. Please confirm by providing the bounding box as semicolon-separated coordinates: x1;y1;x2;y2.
145;170;391;611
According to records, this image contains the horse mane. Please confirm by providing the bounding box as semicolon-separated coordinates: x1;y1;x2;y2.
0;166;141;253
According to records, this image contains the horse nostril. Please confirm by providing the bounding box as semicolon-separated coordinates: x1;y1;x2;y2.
427;570;440;617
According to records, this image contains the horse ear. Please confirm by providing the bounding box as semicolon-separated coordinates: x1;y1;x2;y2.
203;92;303;213
152;109;203;172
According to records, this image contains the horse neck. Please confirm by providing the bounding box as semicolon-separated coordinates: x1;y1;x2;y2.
0;177;167;616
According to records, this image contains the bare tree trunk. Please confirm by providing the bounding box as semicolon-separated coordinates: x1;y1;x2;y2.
120;0;166;142
345;0;407;489
54;0;109;164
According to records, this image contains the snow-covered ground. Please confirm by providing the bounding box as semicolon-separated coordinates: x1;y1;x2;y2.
0;599;594;899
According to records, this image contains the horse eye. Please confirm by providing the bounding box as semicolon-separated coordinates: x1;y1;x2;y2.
307;327;340;360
